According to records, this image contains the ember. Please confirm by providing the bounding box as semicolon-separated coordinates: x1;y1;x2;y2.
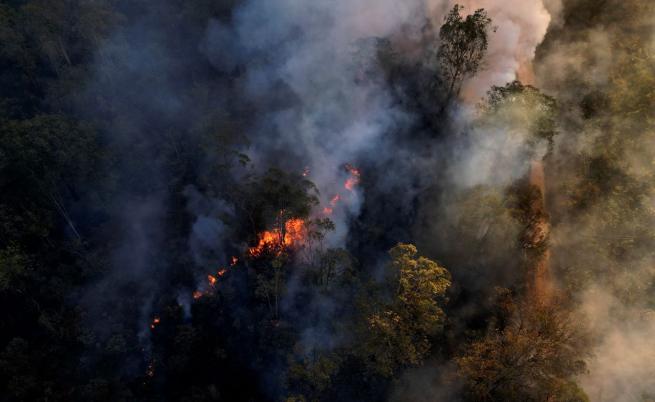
208;274;217;286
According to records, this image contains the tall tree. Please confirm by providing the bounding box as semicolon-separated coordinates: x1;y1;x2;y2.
457;289;590;401
357;243;451;377
438;4;493;107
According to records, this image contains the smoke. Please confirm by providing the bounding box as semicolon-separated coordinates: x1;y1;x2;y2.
575;287;655;402
194;3;564;389
416;0;557;225
77;0;560;314
72;1;233;369
203;0;428;247
183;185;234;268
389;362;462;402
533;1;655;400
434;0;555;99
201;0;559;241
69;0;655;399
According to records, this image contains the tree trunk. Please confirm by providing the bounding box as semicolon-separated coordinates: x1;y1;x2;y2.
525;159;554;305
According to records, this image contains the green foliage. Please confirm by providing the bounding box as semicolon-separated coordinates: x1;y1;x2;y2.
21;0;119;71
480;80;558;154
438;4;493;102
0;114;101;244
287;352;343;401
357;243;451;377
240;168;319;231
2;0;643;400
0;114;99;185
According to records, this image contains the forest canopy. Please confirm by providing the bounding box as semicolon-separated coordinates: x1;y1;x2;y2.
1;0;654;401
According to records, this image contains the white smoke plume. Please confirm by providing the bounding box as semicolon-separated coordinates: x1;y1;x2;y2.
203;0;558;247
204;0;427;246
578;287;655;402
533;1;655;400
432;0;554;99
426;0;558;192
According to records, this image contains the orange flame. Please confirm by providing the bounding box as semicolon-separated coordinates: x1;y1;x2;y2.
344;164;361;191
193;259;235;300
248;218;307;257
208;274;217;286
150;316;161;330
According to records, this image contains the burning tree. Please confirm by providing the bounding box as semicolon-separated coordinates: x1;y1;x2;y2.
238;169;322;319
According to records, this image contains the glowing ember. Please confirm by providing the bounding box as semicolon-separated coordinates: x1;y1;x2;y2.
324;194;341;215
146;362;155;378
150;316;161;330
230;256;238;266
193;266;230;300
344;164;361;191
248;218;307;257
208;274;217;286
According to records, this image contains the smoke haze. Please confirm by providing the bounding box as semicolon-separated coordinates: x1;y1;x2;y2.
2;0;653;400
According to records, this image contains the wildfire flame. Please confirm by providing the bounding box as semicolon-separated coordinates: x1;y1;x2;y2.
344;164;361;191
323;165;361;216
150;316;161;330
248;218;307;257
193;261;236;300
323;194;342;215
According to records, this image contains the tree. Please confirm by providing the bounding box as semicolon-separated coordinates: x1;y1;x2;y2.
239;168;322;319
438;5;493;106
480;81;558;154
457;289;590;401
357;244;451;377
286;352;343;401
21;0;118;72
0;114;101;244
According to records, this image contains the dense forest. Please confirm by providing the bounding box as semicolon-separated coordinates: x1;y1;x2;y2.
0;0;654;401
